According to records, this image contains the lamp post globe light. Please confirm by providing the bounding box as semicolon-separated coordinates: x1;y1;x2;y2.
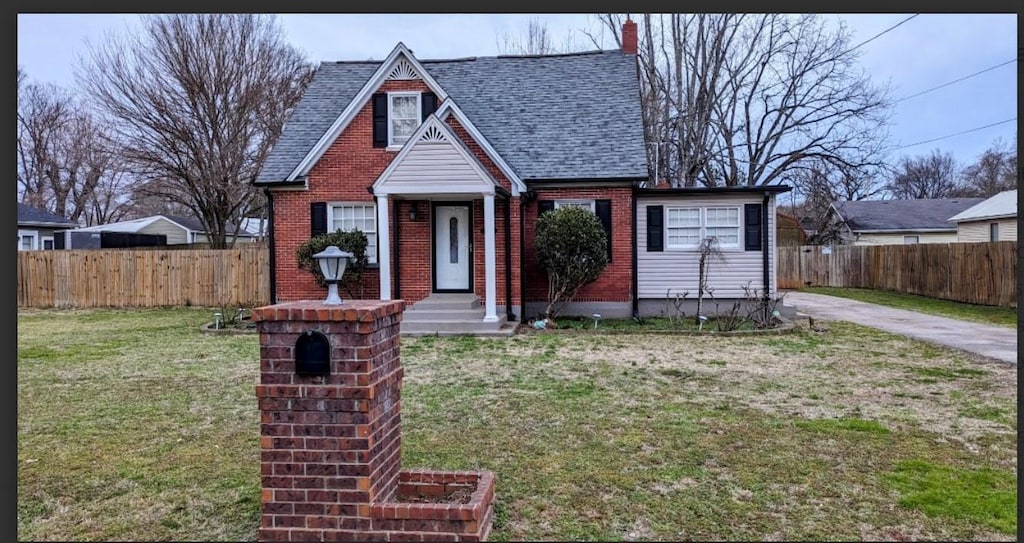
312;245;352;305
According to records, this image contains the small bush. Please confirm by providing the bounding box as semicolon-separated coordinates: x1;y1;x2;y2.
296;230;369;298
535;206;608;319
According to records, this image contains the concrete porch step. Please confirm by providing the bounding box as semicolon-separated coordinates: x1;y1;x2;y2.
401;322;518;338
409;293;481;311
401;317;508;333
403;307;488;322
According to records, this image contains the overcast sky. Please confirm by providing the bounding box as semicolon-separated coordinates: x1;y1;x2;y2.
17;13;1018;173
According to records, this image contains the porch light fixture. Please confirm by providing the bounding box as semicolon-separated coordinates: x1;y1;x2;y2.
312;245;352;305
409;201;420;222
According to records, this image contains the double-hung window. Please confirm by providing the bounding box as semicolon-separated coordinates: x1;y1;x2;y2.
329;204;378;264
388;92;421;147
665;206;741;249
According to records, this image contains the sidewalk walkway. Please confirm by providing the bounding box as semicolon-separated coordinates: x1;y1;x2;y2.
782;291;1018;365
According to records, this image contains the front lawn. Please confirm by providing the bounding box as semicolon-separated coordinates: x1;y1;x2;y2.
800;286;1017;327
17;307;1017;541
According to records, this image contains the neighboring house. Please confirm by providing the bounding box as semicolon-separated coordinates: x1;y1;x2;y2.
827;198;984;245
60;214;257;248
775;210;809;247
18;203;77;250
240;217;269;238
947;189;1017;242
255;20;789;333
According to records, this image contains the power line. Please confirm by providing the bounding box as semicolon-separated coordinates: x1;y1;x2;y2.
896;58;1018;103
895;117;1017;150
848;14;919;52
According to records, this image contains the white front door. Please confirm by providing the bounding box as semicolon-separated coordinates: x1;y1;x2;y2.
434;204;471;291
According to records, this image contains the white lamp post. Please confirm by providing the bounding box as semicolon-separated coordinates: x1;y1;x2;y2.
312;245;352;305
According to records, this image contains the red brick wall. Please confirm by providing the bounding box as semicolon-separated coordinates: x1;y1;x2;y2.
523;187;634;303
272;80;430;302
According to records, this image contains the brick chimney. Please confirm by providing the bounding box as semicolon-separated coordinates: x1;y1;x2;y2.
622;17;638;55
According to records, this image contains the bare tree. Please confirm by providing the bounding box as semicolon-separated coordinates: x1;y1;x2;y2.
956;137;1017;197
592;14;891;188
17;79;120;224
78;14;313;248
497;17;589;55
789;158;886;243
887;149;962;199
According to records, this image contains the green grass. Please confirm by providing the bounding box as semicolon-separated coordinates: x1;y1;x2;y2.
551;315;759;332
17;308;1018;541
801;287;1017;327
883;460;1017;535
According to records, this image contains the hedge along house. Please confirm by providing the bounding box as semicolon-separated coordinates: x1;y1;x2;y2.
255;19;790;333
256;20;647;334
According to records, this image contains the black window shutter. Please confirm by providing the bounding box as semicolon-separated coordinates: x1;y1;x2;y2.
595;199;613;262
421;92;437;120
646;205;664;252
538;201;555;217
372;93;387;148
54;232;65;250
745;203;762;251
311;202;328;237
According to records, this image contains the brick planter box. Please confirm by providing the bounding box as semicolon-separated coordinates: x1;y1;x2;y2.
370;470;496;542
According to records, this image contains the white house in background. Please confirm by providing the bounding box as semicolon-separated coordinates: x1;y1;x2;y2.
63;214;258;247
828;198;984;245
18;203;78;250
948;189;1017;242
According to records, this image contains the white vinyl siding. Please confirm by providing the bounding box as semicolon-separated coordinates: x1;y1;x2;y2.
376;141;495;195
853;232;958;245
388;92;420;147
138;218;190;244
956;218;1017;242
903;235;919;244
638;194;776;299
329;203;378;263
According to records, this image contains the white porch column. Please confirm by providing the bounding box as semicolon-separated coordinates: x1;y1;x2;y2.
377;196;392;301
483;193;498;322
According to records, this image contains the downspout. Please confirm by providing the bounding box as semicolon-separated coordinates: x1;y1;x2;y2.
762;192;771;316
393;199;401;300
504;195;514;321
263;187;277;304
631;182;639;318
518;192;531;322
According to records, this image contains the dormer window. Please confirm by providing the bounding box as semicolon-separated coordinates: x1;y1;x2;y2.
373;91;438;149
388;92;421;148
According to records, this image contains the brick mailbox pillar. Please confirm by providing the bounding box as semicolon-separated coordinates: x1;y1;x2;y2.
253;300;495;542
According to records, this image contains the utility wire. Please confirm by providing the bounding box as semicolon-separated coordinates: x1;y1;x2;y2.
895;117;1016;150
896;58;1018;103
848;14;919;52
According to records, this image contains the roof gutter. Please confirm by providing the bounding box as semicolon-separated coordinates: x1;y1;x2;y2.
631;182;639;318
263;187;277;304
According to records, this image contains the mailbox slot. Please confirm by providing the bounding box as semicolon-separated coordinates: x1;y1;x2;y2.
295;330;330;377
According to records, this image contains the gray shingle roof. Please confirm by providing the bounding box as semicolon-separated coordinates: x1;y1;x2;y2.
833;198;985;232
17;203;76;227
257;49;648;183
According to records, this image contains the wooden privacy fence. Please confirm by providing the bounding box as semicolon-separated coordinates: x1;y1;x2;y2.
18;246;270;308
777;241;1017;307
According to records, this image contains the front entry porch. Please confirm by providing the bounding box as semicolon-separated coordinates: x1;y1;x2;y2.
400;293;515;337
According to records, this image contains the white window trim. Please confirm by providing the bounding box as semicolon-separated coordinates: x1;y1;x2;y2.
328;202;379;264
42;236;54;250
18;229;39;251
554;199;596;212
903;235;919;244
664;206;742;250
386;91;422;150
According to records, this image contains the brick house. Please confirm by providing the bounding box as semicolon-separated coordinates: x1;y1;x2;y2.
256;19;789;334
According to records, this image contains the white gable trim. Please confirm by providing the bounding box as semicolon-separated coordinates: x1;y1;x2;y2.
373;115;498;197
436;100;525;197
287;43;450;181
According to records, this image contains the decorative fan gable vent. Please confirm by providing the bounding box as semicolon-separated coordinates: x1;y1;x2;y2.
420;125;447;143
386;58;421;81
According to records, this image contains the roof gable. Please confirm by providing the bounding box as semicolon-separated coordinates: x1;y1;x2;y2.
286;43;449;181
948;190;1017;222
373;115;498;196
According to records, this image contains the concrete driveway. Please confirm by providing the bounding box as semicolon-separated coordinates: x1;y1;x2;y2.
782;291;1018;365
